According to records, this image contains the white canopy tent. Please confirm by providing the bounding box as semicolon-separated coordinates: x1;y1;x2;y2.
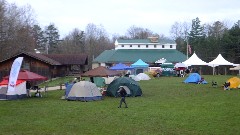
230;64;240;75
207;54;235;75
174;62;187;68
182;52;208;66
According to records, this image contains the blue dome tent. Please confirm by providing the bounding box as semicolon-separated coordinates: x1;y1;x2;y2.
184;73;207;84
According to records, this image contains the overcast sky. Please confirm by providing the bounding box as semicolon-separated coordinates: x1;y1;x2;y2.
6;0;240;38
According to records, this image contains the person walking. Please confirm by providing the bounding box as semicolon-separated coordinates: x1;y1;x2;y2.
118;86;128;108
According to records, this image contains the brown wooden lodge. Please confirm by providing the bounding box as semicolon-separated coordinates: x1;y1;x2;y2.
0;52;88;81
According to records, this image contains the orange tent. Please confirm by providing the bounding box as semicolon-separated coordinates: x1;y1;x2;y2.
227;77;240;88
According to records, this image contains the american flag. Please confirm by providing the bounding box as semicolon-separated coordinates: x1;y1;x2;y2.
188;45;192;54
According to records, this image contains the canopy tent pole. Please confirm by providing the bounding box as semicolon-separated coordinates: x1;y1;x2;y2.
213;67;215;75
225;67;227;75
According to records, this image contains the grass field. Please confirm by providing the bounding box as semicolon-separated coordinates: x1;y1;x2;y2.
0;75;240;135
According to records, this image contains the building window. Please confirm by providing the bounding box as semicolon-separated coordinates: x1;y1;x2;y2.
170;45;172;48
162;45;165;48
121;45;124;47
138;45;140;48
154;45;157;48
146;45;148;48
130;45;132;47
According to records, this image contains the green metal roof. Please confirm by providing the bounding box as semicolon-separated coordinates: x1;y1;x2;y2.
93;50;116;63
93;49;187;63
117;39;176;44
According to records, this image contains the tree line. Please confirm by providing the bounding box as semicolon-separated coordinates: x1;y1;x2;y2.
170;17;240;64
0;1;240;70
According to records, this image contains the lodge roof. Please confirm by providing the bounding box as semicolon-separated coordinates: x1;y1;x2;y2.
44;54;88;65
0;52;88;66
93;49;186;64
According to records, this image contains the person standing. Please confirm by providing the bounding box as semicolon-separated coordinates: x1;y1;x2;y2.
118;86;128;108
26;81;31;97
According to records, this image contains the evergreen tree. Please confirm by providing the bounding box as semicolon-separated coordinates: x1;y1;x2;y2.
44;23;60;54
188;17;205;56
221;22;240;63
32;25;47;52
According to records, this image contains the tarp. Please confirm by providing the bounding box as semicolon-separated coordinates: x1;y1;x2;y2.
184;73;207;84
106;77;142;97
81;66;121;77
110;63;133;70
66;81;102;101
230;65;240;70
131;59;149;67
230;65;240;75
227;77;240;88
0;79;27;100
3;70;48;81
183;52;208;66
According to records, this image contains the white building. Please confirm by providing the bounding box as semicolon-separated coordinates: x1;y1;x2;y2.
114;37;176;50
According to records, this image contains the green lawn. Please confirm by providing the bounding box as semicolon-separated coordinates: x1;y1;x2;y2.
0;75;240;135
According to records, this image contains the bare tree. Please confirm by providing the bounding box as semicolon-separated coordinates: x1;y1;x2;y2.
0;1;36;60
170;21;191;54
85;23;113;68
57;28;85;54
126;25;154;39
170;21;190;40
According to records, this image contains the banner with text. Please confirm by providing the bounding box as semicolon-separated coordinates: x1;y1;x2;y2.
7;57;23;93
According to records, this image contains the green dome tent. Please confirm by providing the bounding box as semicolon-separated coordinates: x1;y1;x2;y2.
106;77;142;97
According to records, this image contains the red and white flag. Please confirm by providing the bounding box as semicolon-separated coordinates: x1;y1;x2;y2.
188;45;192;54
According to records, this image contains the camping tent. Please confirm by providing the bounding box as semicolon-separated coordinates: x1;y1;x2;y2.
110;63;133;70
93;77;106;87
183;52;208;66
65;81;102;101
207;54;235;75
3;70;48;81
106;77;142;97
131;59;149;75
227;77;240;88
184;73;207;84
133;73;151;81
0;79;27;100
81;66;121;77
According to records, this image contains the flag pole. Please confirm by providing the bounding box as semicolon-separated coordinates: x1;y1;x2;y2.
186;39;188;59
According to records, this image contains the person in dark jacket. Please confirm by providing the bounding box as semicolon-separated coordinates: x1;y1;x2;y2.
26;81;31;97
118;86;128;108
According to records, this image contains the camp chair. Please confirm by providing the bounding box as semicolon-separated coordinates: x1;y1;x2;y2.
212;81;218;88
180;70;184;77
32;85;42;97
223;82;230;90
